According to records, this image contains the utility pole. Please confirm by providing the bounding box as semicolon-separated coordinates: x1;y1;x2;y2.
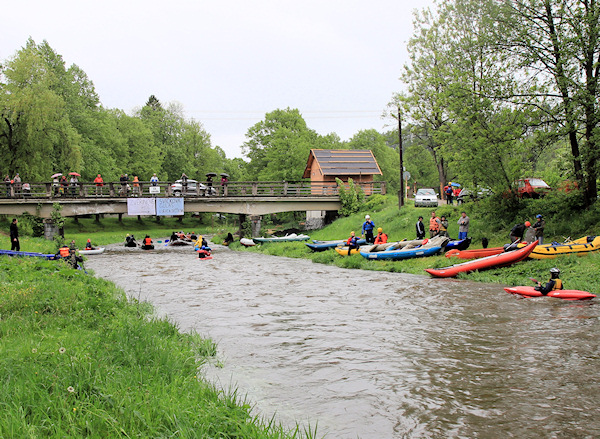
398;107;405;208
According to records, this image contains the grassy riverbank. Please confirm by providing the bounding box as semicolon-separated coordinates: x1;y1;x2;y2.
0;247;311;437
233;196;600;293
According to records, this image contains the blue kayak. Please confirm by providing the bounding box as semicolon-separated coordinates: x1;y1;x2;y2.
306;238;366;251
445;237;471;251
0;249;58;259
360;245;443;260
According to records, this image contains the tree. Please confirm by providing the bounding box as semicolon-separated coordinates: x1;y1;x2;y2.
500;0;600;205
0;39;81;179
242;108;320;180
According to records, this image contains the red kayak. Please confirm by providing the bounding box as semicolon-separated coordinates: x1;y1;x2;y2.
504;286;596;301
425;240;538;278
445;247;505;259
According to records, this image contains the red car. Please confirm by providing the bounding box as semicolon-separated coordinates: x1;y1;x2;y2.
516;178;551;198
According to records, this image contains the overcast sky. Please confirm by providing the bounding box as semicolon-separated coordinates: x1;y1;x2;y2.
2;0;434;159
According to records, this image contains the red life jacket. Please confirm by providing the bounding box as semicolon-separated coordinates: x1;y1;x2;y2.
144;237;152;245
59;246;70;257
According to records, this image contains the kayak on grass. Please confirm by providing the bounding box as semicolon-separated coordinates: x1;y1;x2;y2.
425;240;538;278
516;235;600;259
306;238;366;251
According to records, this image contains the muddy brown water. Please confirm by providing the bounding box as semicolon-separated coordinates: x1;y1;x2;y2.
86;243;600;438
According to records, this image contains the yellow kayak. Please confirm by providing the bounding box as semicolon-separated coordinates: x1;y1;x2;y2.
517;235;600;259
335;246;362;256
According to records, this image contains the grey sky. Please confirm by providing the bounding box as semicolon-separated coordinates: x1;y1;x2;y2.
2;0;433;158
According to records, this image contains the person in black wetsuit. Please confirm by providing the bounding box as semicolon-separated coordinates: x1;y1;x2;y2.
535;268;563;295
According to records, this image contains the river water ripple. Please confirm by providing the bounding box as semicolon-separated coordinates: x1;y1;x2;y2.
86;243;600;438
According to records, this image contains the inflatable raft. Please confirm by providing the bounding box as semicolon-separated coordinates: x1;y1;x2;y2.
516;235;600;259
360;236;449;260
425;240;538;278
253;233;310;243
306;238;366;251
0;249;57;259
504;286;596;301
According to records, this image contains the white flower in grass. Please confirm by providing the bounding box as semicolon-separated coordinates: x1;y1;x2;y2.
59;347;66;354
67;386;75;393
31;348;37;353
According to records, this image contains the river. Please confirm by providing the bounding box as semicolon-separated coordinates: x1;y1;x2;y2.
86;243;600;438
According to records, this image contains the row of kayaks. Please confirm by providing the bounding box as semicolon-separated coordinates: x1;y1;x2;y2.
0;248;105;258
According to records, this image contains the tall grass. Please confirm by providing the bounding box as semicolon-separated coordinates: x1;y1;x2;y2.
0;257;312;438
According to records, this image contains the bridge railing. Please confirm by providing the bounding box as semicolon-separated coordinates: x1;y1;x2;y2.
0;180;386;199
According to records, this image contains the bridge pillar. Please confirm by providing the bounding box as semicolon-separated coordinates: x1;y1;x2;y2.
44;220;62;241
250;215;261;238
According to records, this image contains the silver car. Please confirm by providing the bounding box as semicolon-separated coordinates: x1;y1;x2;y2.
414;188;439;207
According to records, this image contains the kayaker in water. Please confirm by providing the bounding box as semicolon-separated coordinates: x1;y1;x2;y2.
85;239;93;250
141;235;154;250
535;268;563;295
374;228;388;244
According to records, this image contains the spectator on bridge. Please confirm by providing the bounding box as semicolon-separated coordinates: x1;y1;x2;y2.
4;175;11;197
69;175;78;197
119;174;128;196
52;176;60;196
132;175;140;196
60;175;68;196
220;174;228;196
181;173;188;194
94;174;104;195
150;173;159;186
13;173;21;197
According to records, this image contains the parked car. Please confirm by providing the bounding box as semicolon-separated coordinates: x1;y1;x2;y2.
414;188;439;207
516;178;551;198
171;179;217;196
456;187;492;203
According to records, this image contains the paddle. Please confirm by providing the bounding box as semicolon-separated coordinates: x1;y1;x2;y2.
529;277;538;284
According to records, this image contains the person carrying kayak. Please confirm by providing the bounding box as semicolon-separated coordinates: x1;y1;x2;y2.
534;268;563;295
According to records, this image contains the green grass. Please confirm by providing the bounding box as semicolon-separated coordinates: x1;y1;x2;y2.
0;257;314;438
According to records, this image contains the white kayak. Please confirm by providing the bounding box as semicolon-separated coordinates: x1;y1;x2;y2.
240;238;256;247
79;247;105;255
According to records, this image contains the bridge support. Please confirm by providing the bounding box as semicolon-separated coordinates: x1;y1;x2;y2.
250;215;261;238
43;220;63;241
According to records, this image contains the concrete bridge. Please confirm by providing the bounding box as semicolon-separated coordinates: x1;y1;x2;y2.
0;179;385;221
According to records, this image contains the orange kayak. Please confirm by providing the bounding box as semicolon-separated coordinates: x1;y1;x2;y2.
445;247;505;259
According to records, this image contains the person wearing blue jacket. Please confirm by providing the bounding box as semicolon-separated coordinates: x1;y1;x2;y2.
362;214;376;244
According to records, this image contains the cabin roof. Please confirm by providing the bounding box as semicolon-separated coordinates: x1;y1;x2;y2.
302;149;382;178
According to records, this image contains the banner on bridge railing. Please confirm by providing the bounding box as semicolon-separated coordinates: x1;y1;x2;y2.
126;197;184;216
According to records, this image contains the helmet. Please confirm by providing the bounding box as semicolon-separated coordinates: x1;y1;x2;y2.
550;267;560;274
377;227;383;233
536;214;542;218
365;215;370;219
525;221;531;227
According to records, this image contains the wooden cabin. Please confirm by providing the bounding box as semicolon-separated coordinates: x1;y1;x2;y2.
303;149;382;229
302;149;382;195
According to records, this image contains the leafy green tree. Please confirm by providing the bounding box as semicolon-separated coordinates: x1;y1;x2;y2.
0;39;81;179
242;108;321;180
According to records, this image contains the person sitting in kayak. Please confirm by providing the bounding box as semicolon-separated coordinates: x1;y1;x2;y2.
346;231;359;255
223;232;234;246
141;235;154;250
374;228;388;244
125;234;137;247
85;239;94;250
535;268;563;295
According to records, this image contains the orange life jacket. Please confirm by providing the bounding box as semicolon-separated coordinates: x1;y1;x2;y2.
374;233;388;244
429;217;440;231
144;237;152;245
59;246;70;257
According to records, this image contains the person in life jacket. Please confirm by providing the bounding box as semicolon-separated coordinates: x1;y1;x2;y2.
141;235;154;250
58;245;70;258
535;268;563;295
429;211;441;238
85;239;93;250
346;231;359;255
374;227;388;244
362;215;376;244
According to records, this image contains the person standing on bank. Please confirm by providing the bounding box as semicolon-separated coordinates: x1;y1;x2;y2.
457;211;470;240
10;218;19;251
429;211;441;238
362;215;376;244
416;216;426;239
533;214;545;245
